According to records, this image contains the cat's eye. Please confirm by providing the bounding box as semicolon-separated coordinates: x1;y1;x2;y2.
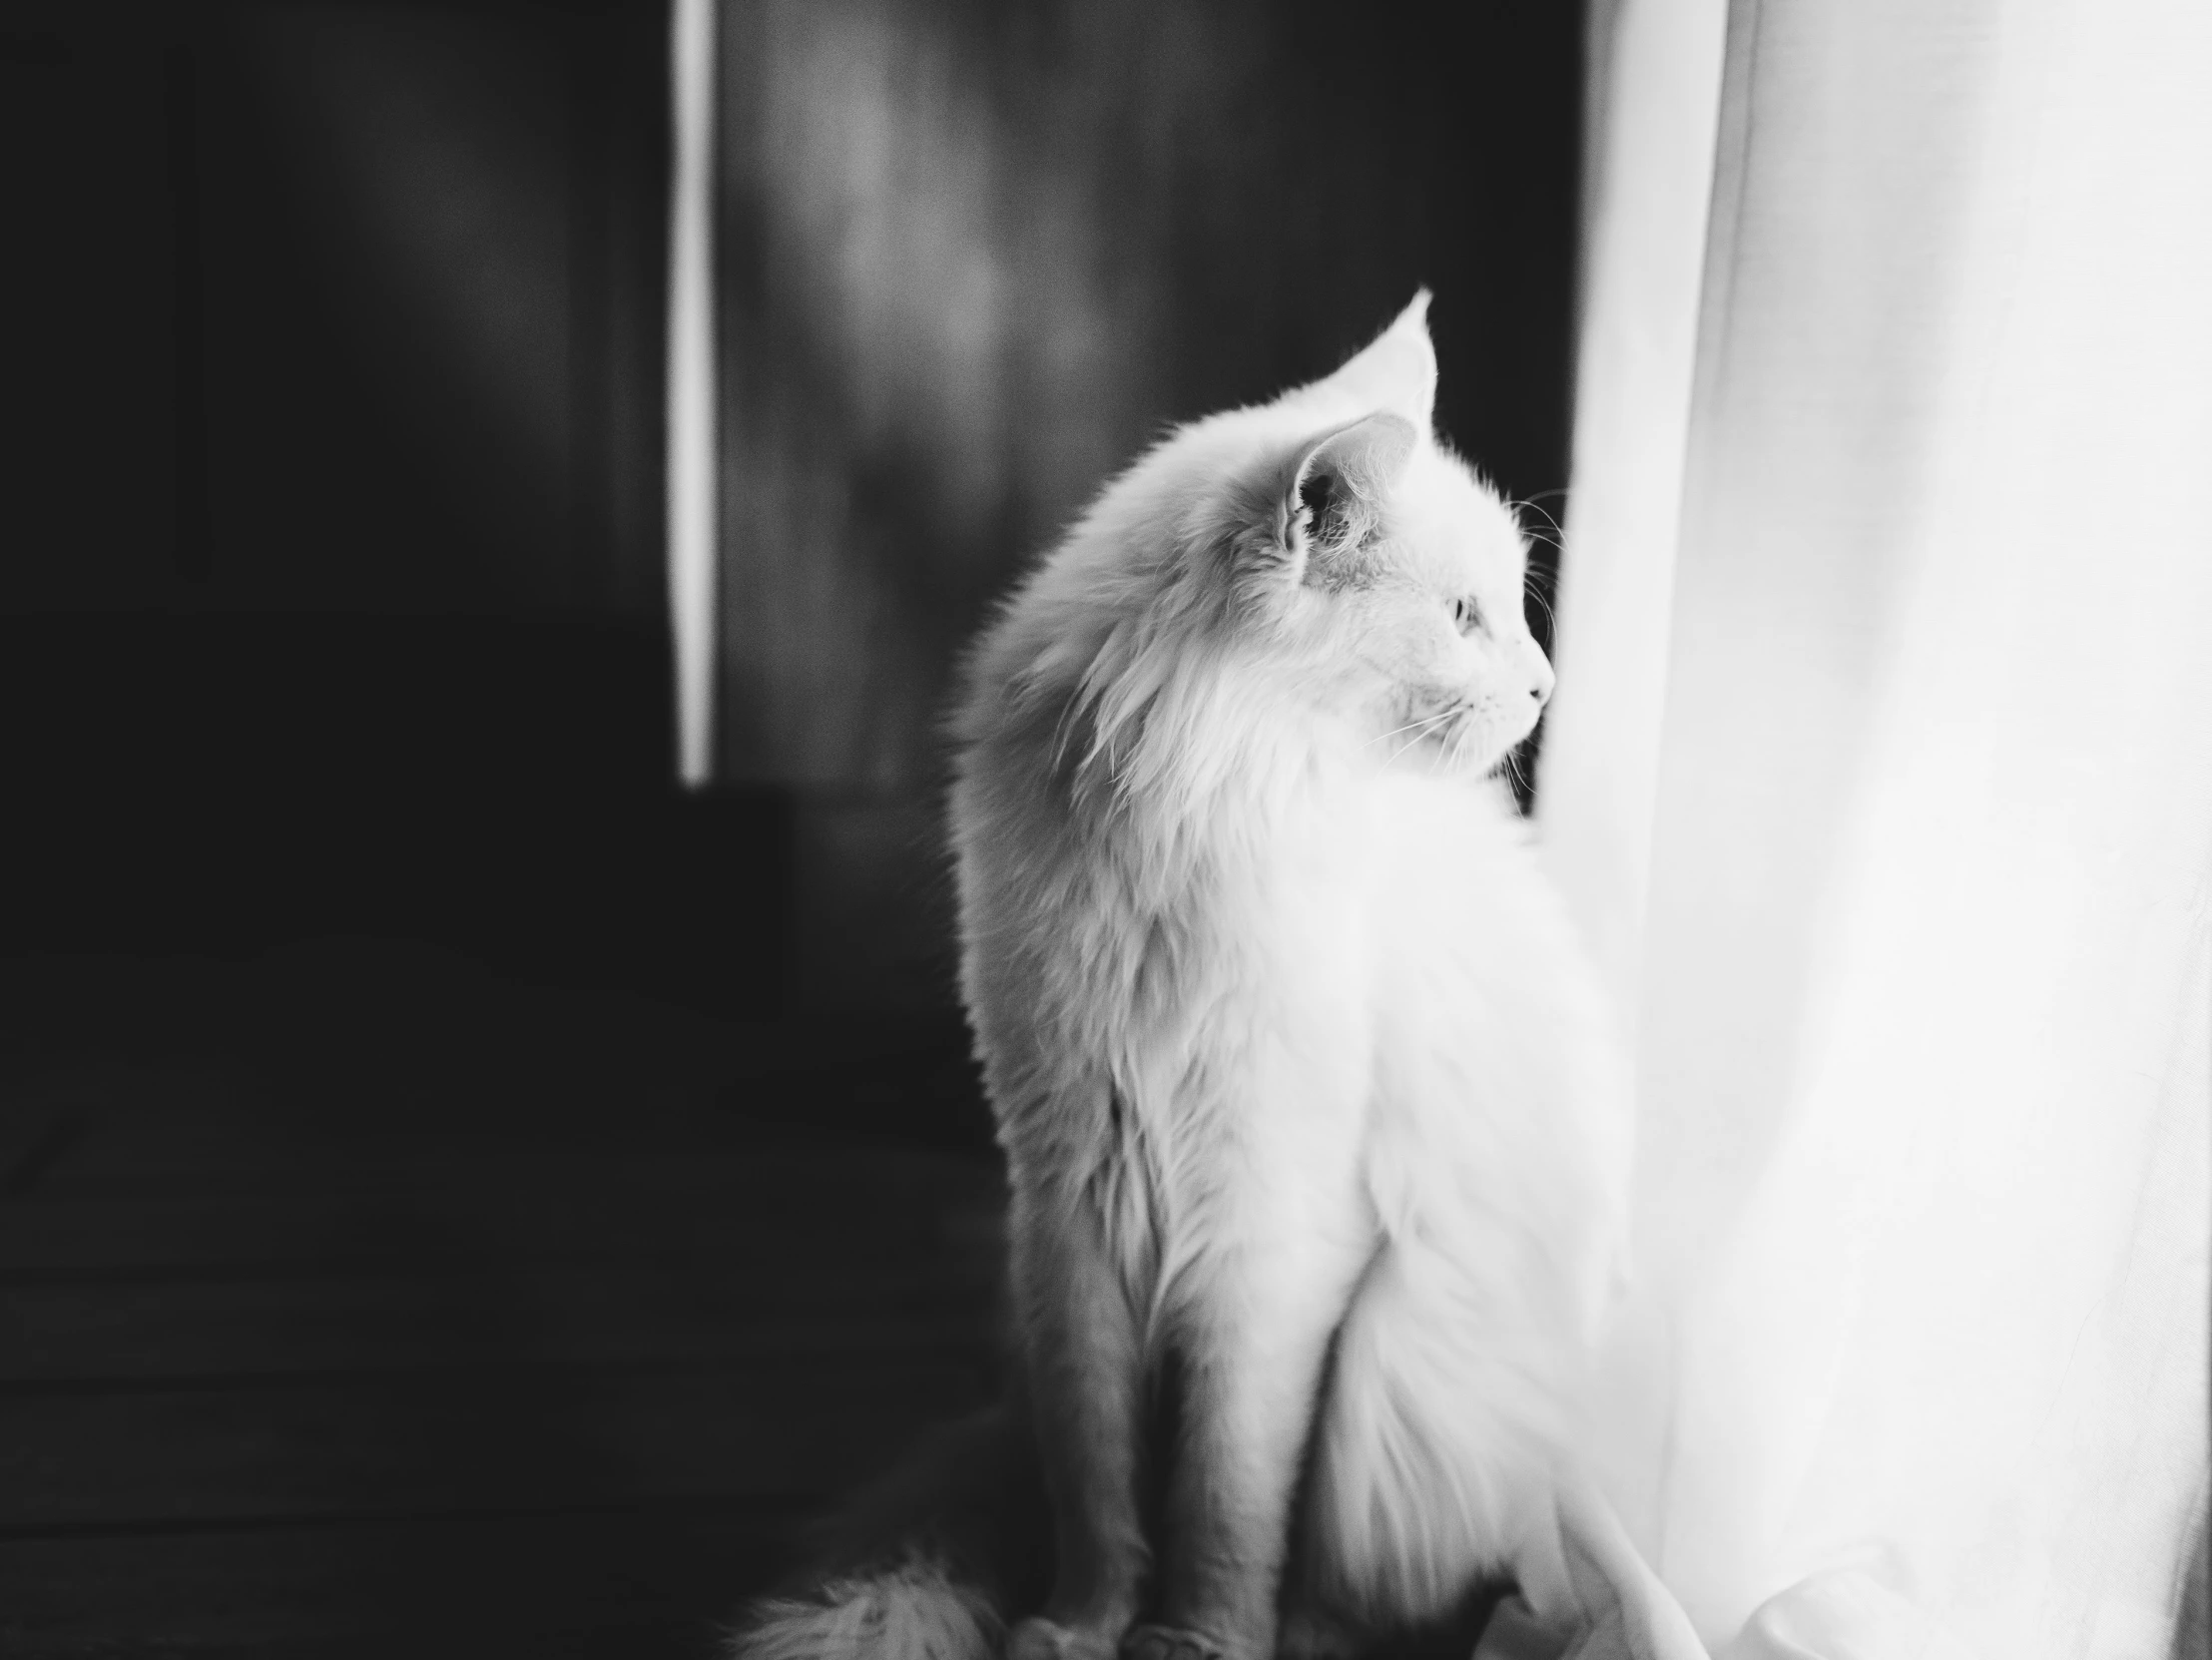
1451;596;1483;636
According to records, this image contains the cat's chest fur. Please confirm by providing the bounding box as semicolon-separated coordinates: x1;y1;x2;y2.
960;728;1627;1293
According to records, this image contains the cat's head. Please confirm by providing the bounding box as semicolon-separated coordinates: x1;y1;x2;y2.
1206;291;1553;779
974;292;1551;791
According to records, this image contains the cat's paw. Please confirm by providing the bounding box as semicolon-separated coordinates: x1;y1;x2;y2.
1009;1618;1122;1660
1119;1624;1227;1660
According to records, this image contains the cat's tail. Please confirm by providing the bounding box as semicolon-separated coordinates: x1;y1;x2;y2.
728;1392;1051;1660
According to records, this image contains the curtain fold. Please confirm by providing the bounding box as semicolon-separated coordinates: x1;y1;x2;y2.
1539;0;2212;1655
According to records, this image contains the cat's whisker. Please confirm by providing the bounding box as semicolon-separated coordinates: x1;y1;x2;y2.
1509;490;1572;533
1396;704;1477;769
1424;712;1459;770
1369;710;1455;750
1386;710;1457;767
1387;731;1435;767
1522;566;1559;626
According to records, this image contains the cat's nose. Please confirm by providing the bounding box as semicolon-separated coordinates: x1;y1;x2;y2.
1528;659;1556;707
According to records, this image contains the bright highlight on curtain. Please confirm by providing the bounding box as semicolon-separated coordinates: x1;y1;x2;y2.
667;0;718;788
1535;0;2212;1656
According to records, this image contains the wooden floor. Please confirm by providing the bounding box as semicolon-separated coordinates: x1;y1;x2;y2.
0;941;1007;1659
18;941;2195;1660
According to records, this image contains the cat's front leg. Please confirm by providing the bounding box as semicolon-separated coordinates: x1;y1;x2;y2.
1133;1183;1375;1660
1005;1175;1150;1660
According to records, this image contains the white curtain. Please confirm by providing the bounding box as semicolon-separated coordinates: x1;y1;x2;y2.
1533;0;2212;1655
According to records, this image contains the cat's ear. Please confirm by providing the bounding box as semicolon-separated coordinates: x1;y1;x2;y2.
1308;289;1437;433
1270;409;1417;585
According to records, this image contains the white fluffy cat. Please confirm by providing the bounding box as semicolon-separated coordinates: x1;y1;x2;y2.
735;294;1635;1660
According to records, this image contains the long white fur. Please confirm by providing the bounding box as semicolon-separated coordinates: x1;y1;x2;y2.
734;293;1634;1660
952;293;1633;1660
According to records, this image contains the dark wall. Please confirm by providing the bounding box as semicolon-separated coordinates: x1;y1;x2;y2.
712;0;1584;793
3;1;665;616
708;0;1584;1010
0;3;781;1012
1;0;1580;1020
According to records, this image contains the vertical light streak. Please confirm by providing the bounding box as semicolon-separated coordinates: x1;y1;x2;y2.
666;0;717;787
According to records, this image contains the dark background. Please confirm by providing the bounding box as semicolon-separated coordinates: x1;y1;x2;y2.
0;1;1582;1653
